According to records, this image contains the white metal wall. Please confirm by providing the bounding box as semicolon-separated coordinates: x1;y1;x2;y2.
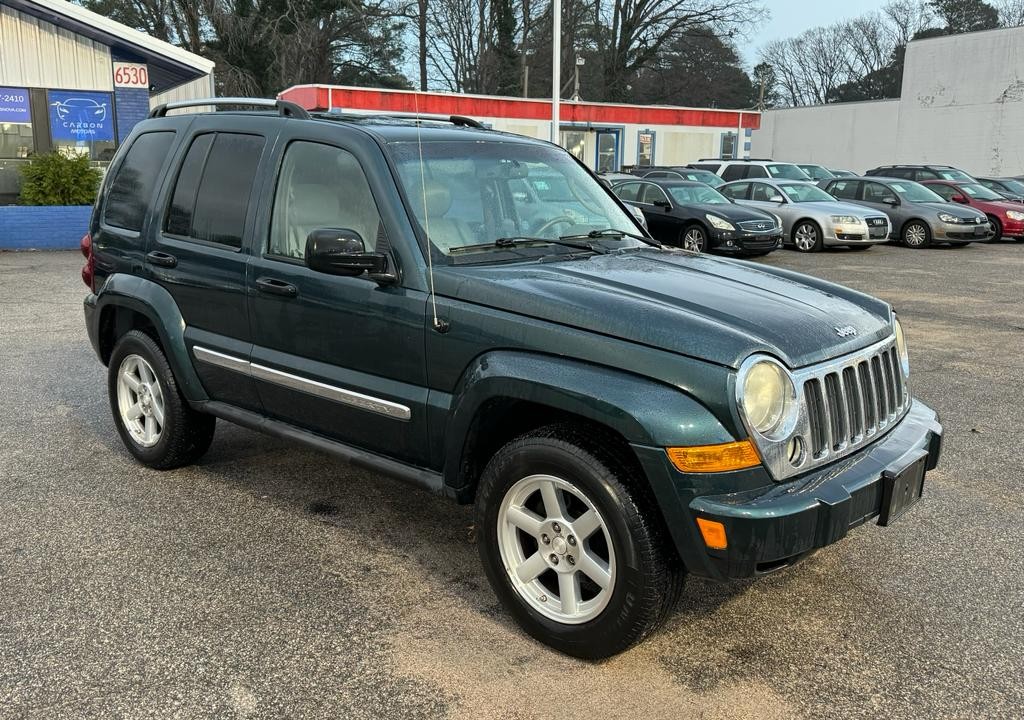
751;25;1024;176
0;5;112;91
149;74;216;110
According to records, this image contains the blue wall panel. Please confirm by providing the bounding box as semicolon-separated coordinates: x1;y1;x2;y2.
0;205;92;249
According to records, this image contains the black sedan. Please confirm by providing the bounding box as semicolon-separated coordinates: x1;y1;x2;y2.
611;178;783;254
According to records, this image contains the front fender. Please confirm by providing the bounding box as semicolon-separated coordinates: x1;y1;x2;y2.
90;274;208;402
443;350;734;489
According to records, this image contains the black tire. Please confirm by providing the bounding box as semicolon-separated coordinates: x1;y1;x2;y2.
679;224;707;253
792;220;823;252
902;220;931;248
108;329;215;470
987;216;1003;242
475;425;684;659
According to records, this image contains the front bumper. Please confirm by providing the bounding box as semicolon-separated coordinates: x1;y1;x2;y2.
710;228;782;254
933;221;990;241
826;220;890;245
999;217;1024;238
634;399;942;580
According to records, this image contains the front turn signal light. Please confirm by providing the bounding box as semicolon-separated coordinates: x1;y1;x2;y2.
666;440;761;473
696;518;728;550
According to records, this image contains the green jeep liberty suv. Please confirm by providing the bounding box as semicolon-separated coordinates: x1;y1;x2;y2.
82;99;942;659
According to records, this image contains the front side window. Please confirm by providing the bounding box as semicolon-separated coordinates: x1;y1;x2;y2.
614;182;642;202
721;182;750;200
103;131;175;232
927;183;957;201
750;183;777;202
164;132;266;248
269;141;384;259
864;182;900;203
389;139;638;260
640;184;670;205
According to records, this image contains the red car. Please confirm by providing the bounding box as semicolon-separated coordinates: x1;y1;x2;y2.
922;180;1024;241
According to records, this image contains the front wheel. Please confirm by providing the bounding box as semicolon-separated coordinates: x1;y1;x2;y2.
902;221;931;248
475;426;684;659
988;216;1003;242
792;221;823;252
108;330;215;469
680;224;707;253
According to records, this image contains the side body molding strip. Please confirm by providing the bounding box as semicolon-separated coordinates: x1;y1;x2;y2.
192;346;412;421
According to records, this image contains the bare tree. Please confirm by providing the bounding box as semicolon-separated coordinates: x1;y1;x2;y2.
993;0;1024;25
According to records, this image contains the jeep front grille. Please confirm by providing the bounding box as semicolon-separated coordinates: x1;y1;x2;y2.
743;336;911;481
803;345;906;459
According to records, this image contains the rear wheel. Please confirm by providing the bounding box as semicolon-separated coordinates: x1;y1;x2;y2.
475;426;684;659
108;330;215;469
792;220;823;252
902;221;931;248
680;224;707;253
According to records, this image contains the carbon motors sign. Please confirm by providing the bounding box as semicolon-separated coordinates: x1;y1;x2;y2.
47;90;115;142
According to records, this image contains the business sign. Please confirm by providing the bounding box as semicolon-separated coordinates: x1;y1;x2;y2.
0;87;31;123
113;62;150;89
47;90;114;142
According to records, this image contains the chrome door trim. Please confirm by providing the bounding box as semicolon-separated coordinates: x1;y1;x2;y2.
192;346;411;421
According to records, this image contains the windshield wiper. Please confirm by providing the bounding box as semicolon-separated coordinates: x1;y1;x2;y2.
491;236;609;254
561;227;663;248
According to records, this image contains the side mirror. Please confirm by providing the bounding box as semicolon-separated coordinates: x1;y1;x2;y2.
883;197;900;207
951;194;968;204
305;228;388;277
653;199;671;210
769;194;785;203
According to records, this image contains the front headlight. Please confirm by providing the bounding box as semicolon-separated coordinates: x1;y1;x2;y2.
937;212;960;223
894;317;910;376
706;214;735;231
1006;210;1024;221
830;215;859;224
738;358;798;440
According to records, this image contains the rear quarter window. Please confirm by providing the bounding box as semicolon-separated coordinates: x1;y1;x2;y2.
102;131;176;232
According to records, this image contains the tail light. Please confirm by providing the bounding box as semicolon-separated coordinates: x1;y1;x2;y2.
80;233;95;290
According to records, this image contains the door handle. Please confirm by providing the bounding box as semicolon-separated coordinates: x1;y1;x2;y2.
255;277;298;298
145;251;177;268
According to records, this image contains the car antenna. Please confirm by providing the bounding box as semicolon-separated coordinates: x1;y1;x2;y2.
414;94;449;334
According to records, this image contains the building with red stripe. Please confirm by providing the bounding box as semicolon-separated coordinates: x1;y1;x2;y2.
279;84;760;173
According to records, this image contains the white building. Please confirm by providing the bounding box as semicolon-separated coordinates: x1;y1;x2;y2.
752;25;1024;176
279;84;760;173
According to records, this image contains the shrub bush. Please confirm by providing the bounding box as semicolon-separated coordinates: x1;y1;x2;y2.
18;151;102;206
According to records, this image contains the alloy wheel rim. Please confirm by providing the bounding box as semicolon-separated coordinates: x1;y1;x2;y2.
116;354;165;448
683;228;704;252
906;224;927;246
497;474;616;624
795;224;817;250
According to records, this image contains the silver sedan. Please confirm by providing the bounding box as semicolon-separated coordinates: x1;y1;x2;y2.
721;179;891;252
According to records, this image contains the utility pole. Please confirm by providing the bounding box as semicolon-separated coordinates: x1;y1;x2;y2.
551;0;560;144
418;0;427;91
736;111;743;160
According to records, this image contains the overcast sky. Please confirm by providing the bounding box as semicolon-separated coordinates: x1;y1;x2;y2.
744;0;889;66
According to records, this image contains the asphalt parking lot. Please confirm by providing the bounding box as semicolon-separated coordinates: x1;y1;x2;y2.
1;243;1022;719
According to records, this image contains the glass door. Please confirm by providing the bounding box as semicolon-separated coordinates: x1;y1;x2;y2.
596;130;619;172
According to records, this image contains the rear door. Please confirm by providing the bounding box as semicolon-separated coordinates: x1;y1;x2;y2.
147;117;278;411
245;126;431;466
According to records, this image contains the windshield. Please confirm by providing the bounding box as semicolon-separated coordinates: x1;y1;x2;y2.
667;184;730;205
959;183;1002;201
799;165;835;180
767;163;811;180
780;183;835;202
389;140;639;259
999;179;1024;194
937;169;974;182
888;181;945;203
683;170;724;187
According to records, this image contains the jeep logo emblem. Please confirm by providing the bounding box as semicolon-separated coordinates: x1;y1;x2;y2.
834;325;858;338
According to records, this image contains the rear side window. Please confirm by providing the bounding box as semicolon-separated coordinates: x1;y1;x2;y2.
164;132;266;248
721;164;747;181
829;180;860;200
103;131;175;232
747;166;769;178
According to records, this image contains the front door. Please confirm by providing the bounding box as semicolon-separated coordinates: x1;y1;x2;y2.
246;135;430;466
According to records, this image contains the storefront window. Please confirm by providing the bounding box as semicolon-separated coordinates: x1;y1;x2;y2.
560;130;586;163
637;131;654;166
0;87;33;159
47;90;116;160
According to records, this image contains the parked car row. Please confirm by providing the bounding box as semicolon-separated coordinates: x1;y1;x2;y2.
605;158;1024;252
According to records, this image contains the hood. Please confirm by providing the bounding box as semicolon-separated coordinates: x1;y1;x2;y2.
436;250;894;369
691;203;775;222
922;202;986;220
